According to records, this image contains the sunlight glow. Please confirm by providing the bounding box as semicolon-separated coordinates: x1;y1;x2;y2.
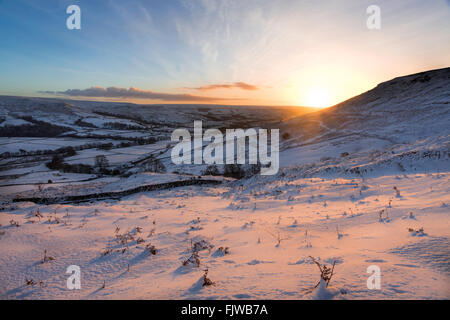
304;87;332;108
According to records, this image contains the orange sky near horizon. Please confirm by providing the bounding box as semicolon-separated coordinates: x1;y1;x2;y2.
1;1;449;108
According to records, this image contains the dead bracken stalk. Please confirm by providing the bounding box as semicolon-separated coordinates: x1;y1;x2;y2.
309;256;336;288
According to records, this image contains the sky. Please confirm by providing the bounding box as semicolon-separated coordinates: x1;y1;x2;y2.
0;0;449;107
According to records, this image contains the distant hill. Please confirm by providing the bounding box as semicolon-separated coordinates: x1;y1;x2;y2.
0;95;318;136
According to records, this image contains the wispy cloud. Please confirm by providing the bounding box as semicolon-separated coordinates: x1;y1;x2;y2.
42;86;232;102
187;82;259;91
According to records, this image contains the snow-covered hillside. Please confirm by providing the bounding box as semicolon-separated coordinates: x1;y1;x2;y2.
283;68;450;145
279;68;450;172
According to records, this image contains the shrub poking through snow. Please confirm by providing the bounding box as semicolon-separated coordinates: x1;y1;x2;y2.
266;230;288;247
145;244;157;255
9;219;19;227
47;216;60;224
182;239;213;267
309;256;336;288
189;225;203;232
407;227;426;236
116;230;135;245
393;186;401;197
102;247;112;256
304;230;312;248
202;269;215;287
183;251;201;267
192;239;214;253
215;247;230;256
26;278;36;286
33;209;43;220
41;250;55;263
378;209;390;222
336;226;343;239
275;232;288;247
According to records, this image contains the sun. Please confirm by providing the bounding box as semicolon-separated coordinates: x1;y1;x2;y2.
304;87;332;108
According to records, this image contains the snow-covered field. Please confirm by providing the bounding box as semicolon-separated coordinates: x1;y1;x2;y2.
0;172;448;299
0;68;449;299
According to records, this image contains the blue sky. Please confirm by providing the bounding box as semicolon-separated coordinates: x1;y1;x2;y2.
1;0;449;106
